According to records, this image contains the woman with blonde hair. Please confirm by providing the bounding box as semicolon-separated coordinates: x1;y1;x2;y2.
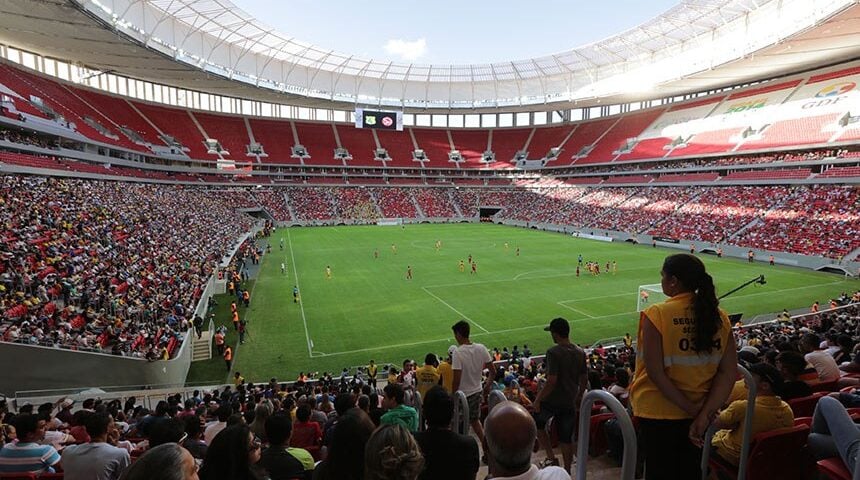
364;424;424;480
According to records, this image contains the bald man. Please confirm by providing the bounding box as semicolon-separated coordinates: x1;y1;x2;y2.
484;401;570;479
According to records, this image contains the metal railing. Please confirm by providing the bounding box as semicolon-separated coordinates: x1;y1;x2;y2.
453;390;470;435
488;390;506;411
413;391;424;432
701;364;756;480
576;390;638;480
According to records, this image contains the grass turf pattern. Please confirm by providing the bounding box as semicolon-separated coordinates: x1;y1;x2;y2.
186;223;854;384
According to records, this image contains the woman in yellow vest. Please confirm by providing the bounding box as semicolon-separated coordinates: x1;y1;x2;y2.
630;253;738;480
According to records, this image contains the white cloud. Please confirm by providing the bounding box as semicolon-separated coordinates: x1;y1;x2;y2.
383;38;427;61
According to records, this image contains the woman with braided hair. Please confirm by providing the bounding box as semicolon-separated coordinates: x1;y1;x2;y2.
364;424;424;480
630;253;738;480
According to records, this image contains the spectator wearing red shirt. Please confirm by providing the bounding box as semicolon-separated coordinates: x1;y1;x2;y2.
290;404;321;453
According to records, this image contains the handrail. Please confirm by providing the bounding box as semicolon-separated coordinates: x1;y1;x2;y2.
453;390;470;435
413;391;424;432
701;364;756;480
576;390;637;480
488;390;506;411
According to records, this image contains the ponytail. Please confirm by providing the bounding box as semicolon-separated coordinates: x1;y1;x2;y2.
662;254;722;354
691;271;721;353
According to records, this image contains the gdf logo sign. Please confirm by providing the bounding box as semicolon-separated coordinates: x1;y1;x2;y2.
725;99;766;113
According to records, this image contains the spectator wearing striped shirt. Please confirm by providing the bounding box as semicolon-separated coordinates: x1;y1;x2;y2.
0;414;61;475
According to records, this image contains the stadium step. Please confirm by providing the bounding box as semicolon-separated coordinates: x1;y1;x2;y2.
191;331;212;362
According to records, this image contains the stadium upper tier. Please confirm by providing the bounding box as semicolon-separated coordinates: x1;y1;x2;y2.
2;0;856;110
4;60;860;169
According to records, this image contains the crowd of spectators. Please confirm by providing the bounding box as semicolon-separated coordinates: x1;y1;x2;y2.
733;185;860;258
368;188;419;219
0;175;254;358
0;290;858;479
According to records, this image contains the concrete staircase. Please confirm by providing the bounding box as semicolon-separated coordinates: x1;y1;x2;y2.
191;330;212;362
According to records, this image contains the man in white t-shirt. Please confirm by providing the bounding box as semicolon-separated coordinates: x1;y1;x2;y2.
203;405;231;445
451;320;495;445
801;333;840;382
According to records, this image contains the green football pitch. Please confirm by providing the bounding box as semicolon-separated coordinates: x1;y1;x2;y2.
186;223;856;384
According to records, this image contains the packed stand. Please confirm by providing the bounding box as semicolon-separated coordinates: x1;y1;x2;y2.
368;187;418;218
648;186;789;243
733;185;860;258
413;188;458;218
0;175;254;358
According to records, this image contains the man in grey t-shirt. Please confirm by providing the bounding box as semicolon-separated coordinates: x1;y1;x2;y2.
62;413;130;480
533;317;587;472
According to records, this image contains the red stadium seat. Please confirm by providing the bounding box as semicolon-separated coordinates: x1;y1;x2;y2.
817;457;852;480
788;392;827;418
708;424;812;480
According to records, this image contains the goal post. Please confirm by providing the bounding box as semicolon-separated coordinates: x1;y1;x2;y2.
637;284;668;312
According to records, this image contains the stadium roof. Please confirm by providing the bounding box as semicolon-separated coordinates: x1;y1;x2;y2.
0;0;859;111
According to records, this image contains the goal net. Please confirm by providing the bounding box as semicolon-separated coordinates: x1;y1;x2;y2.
376;217;403;226
637;284;668;312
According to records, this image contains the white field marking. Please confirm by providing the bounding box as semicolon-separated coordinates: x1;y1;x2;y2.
314;278;850;356
556;302;596;318
308;268;850;357
312;351;328;356
304;336;457;358
557;292;634;303
287;230;314;358
472;311;640;338
424;265;657;290
421;286;490;333
513;270;547;280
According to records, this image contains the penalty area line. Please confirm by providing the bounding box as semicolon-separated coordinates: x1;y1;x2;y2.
421;286;490;334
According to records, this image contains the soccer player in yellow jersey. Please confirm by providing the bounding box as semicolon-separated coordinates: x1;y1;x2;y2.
612;260;618;275
325;265;332;279
391;243;397;255
458;260;465;273
630;254;737;479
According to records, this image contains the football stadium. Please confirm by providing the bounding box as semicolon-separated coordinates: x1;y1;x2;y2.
0;0;859;478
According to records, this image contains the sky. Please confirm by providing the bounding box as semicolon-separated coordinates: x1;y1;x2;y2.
234;0;680;64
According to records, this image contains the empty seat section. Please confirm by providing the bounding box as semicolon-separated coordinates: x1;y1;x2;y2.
247;119;302;165
819;166;860;178
0;64;136;149
489;128;530;168
376;130;416;167
132;102;209;158
722;169;811;181
737;114;841;150
530;126;574;165
71;87;162;145
294;122;339;166
668;127;743;156
450;130;489;168
584;110;664;164
194;112;252;160
335;125;378;166
656;172;720;183
621;97;726;161
565;118;616;166
412;128;452;168
604;175;653;184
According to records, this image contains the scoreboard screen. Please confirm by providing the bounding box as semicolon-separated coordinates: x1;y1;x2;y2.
355;109;403;131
